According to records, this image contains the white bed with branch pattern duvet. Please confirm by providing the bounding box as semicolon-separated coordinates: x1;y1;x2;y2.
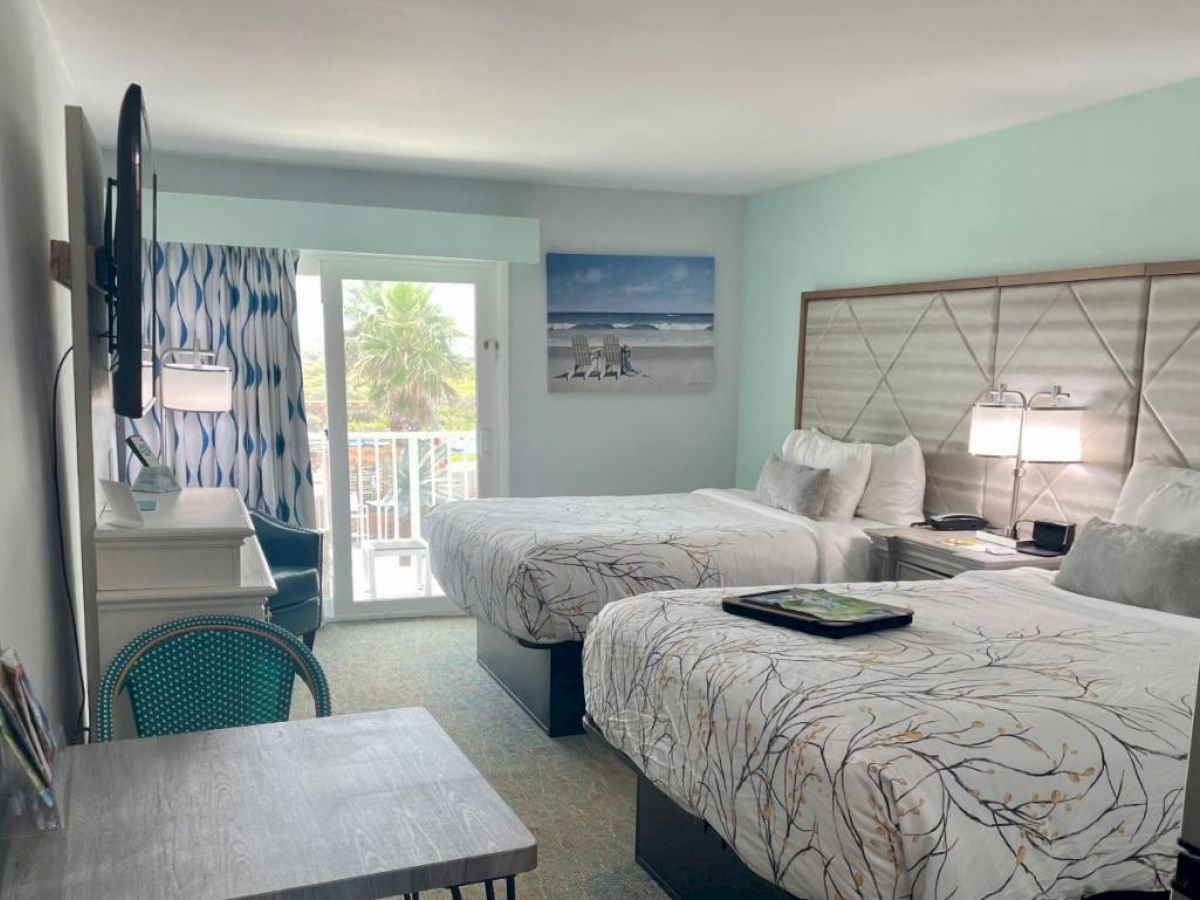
427;488;881;645
583;568;1198;899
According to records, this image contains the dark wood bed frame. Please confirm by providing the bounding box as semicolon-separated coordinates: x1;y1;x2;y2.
475;619;585;737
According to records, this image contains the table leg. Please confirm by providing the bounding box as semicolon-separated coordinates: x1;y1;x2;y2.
507;875;516;899
450;887;463;900
485;881;497;900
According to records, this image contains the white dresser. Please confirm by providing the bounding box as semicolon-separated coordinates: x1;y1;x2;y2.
94;488;277;692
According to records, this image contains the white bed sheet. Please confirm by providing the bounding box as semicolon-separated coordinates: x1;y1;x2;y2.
584;568;1199;898
427;488;883;644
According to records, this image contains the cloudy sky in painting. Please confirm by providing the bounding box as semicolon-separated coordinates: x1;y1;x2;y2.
547;253;715;314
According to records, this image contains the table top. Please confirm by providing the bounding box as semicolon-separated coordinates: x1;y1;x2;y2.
99;488;254;544
865;525;1064;571
1;708;536;900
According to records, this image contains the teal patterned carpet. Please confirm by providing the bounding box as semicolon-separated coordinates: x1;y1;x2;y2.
298;617;668;900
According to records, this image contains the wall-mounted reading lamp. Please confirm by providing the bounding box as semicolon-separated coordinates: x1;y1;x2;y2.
968;384;1083;537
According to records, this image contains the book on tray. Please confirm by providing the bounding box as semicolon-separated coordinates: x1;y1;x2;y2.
722;587;913;637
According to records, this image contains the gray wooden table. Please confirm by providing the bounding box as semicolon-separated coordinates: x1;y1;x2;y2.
0;708;537;899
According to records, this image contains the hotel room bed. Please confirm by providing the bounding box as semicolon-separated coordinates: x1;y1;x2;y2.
583;568;1198;899
429;487;882;644
427;487;884;734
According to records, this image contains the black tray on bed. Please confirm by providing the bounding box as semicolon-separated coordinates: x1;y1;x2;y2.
722;587;913;638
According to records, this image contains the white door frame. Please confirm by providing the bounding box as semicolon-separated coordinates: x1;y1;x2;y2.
310;253;509;621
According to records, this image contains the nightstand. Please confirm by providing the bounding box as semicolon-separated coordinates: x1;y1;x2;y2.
865;526;1064;581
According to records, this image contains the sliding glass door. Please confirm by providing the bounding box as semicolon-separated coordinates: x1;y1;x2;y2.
298;256;507;619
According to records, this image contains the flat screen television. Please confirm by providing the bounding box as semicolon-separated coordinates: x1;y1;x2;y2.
107;83;157;419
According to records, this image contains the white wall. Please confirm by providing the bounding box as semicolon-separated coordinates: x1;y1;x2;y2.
0;0;81;732
151;154;746;496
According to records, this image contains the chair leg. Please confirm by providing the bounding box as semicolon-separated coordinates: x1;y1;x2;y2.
303;629;315;650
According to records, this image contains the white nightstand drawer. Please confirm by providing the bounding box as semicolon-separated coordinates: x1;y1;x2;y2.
895;560;947;581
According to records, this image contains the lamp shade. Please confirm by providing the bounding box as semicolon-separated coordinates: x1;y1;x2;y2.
968;404;1023;457
1021;407;1083;463
140;360;154;404
161;362;233;412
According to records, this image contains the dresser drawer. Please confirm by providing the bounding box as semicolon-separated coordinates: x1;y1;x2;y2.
895;560;948;581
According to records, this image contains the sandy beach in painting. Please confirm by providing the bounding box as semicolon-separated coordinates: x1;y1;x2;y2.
549;343;712;392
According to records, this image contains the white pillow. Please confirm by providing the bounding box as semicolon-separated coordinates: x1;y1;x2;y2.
781;429;872;521
1133;481;1200;536
1112;460;1200;523
857;435;926;526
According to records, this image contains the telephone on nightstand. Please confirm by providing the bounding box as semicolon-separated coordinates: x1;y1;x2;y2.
920;513;989;532
126;435;181;493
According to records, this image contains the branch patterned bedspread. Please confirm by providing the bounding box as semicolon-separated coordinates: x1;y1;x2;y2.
428;489;871;644
583;569;1198;899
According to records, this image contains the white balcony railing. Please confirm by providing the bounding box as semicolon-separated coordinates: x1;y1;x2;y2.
309;430;477;545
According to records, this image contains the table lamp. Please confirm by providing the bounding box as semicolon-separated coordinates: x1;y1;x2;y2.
969;384;1083;537
161;348;234;413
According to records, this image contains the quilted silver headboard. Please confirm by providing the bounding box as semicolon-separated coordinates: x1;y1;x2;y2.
984;276;1149;524
796;263;1189;521
1135;271;1200;466
798;283;998;516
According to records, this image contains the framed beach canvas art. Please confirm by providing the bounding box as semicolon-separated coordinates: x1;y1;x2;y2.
547;252;715;393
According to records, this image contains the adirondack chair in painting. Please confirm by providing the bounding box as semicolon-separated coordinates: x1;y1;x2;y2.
568;338;592;381
564;338;597;381
602;333;622;379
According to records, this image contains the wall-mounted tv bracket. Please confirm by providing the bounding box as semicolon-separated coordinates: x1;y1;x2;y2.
96;177;119;360
49;177;124;374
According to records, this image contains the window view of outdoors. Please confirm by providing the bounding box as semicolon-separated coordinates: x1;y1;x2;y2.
296;277;478;603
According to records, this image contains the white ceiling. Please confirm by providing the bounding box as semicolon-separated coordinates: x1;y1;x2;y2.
40;0;1200;194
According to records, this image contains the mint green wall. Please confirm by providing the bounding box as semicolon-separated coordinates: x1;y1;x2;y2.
736;76;1200;487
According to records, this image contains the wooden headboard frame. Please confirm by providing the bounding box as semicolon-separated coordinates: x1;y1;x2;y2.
795;258;1200;521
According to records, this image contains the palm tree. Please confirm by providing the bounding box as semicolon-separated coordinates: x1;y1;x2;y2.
344;281;469;431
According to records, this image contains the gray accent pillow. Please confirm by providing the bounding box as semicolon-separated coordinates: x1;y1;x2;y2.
1054;518;1200;617
755;454;830;518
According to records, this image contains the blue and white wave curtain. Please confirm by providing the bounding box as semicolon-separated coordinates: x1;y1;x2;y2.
127;242;316;528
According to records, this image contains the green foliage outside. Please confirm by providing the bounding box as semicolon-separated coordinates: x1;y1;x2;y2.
301;281;476;434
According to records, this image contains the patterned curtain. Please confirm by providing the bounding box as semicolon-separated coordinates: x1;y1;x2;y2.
128;242;316;527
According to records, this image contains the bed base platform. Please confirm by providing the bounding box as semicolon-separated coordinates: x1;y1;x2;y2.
636;774;792;899
475;618;585;737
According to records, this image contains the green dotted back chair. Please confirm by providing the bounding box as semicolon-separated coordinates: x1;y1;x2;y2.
97;615;331;743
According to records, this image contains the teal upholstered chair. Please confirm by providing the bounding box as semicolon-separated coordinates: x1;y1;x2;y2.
250;511;323;648
96;614;331;742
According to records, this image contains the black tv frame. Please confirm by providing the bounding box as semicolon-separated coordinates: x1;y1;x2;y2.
108;83;157;419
